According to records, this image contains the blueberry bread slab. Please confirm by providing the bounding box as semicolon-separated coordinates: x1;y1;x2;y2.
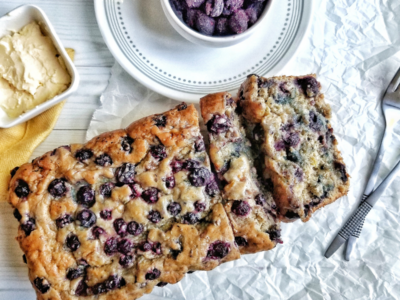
238;74;350;222
8;103;240;300
200;92;281;254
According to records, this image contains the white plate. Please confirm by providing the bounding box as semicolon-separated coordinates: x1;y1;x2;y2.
95;0;313;102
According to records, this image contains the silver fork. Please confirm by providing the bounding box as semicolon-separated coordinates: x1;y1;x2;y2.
325;66;400;259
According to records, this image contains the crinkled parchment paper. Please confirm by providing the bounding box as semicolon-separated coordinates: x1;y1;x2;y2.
88;1;400;299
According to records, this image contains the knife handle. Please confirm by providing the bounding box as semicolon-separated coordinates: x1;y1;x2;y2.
338;201;373;241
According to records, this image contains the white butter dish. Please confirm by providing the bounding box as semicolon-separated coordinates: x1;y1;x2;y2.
0;4;79;128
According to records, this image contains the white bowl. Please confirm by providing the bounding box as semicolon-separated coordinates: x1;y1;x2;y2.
0;4;79;128
160;0;273;48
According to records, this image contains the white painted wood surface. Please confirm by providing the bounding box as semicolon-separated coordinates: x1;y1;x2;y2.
0;1;113;299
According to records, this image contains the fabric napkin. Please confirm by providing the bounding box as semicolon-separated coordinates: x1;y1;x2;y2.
0;49;75;202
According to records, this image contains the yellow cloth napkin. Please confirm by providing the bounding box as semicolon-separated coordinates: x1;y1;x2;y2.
0;49;75;202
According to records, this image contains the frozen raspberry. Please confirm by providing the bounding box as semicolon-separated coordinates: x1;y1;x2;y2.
167;202;182;216
205;0;223;17
121;136;134;153
127;221;144;236
207;114;231;134
14;180;30;198
145;268;161;280
150;145;167;160
34;277;51;294
66;234;81;251
189;167;211;187
229;9;248;34
231;200;250;216
148;210;162;223
296;76;320;97
95;154;113;166
207;241;230;259
115;163;136;184
76;186;95;208
113;218;128;237
142;187;160;204
75;149;93;162
235;236;248;247
56;214;73;228
196;11;216;35
215;17;229;35
99;182;115;198
153;115;167;127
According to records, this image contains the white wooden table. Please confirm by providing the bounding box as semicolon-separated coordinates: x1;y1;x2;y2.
0;1;113;298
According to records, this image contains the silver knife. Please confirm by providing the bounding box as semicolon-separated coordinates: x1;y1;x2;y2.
325;158;400;259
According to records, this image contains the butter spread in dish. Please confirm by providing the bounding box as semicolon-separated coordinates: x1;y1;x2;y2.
0;22;71;118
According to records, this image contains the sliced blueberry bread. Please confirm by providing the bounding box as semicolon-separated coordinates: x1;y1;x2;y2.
200;92;281;254
238;74;350;222
8;103;240;300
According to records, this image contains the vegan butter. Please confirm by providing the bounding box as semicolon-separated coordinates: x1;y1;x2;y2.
0;22;71;118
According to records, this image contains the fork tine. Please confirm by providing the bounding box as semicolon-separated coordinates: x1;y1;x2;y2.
387;66;400;93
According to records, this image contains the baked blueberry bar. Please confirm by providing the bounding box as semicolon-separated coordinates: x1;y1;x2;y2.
8;103;240;300
200;92;281;254
238;74;350;222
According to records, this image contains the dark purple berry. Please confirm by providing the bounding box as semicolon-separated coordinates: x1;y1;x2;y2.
76;186;95;208
23;254;27;264
100;209;112;220
255;194;266;206
185;8;199;28
296;76;320;97
205;179;219;197
274;140;286;151
21;217;36;236
196;11;215;35
167;202;182;216
215;17;229;35
67;267;85;280
334;162;348;183
105;275;120;290
127;221;144;236
229;9;248;34
34;277;50;294
150;145;167;160
117;239;133;255
121;136;134;153
177;102;188;111
92;282;107;295
56;214;73;228
189;167;211;187
104;237;118;256
207;241;230;259
75;280;88;296
267;227;282;243
142;187;159;204
13;209;22;221
157;282;168;287
185;0;205;8
115;163;136;184
10;166;19;178
148;210;162;223
140;241;152;252
195;138;205;152
182;212;199;224
309;111;324;132
48;178;68;197
207;114;231;134
245;2;264;25
113;218;127;237
119;254;134;267
95;154;113;166
194;201;206;212
153;115;167;127
231;200;250;216
284;132;300;148
92;226;105;238
171;160;183;173
205;0;223;17
224;0;244;15
66;234;81;251
75;149;93;162
165;176;175;189
145;268;161;280
183;159;201;170
235;236;248;247
15;180;30;198
128;183;142;198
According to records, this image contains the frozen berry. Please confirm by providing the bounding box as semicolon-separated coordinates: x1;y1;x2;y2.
13;209;22;221
75;149;93;162
21;217;36;236
207;241;230;259
182;212;199;224
195;138;205;152
76;186;95;208
171;160;184;173
255;194;266;206
165;176;175;189
66;234;81;251
148;210;162;223
115;163;136;184
127;221;144;236
245;2;264;25
224;0;244;15
119;254;133;267
185;0;205;8
145;268;161;280
121;136;134;153
34;277;50;294
205;0;223;17
196;11;215;35
142;187;160;204
15;180;30;198
100;209;112;220
207;114;231;134
104;237;118;256
10;166;19;178
215;17;229;35
235;236;248;247
185;8;199;28
231;200;250;216
117;239;133;255
189;167;211;187
194;201;206;212
113;218;127;237
229;9;248;34
56;214;73;228
334;162;348;183
95;154;113;166
167;202;182;216
296;76;320;97
205;179;219;197
92;226;105;238
153;115;167;127
76;209;96;228
150;145;167;160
